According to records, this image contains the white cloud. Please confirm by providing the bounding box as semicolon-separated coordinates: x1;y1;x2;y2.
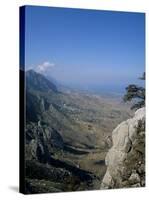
36;61;55;73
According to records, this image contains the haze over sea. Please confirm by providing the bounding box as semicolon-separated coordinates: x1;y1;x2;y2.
24;6;145;96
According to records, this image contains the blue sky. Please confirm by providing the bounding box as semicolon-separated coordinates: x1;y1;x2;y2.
24;6;145;93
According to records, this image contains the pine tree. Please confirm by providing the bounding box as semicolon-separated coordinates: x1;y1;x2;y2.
123;73;145;110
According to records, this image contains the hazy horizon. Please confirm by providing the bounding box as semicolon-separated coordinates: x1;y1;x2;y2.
24;6;145;95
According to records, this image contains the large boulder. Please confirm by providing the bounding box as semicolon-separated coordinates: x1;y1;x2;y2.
101;107;145;189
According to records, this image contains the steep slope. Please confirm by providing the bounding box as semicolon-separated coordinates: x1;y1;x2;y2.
26;70;58;122
25;70;133;193
26;70;132;148
25;123;98;194
101;107;145;189
26;70;57;92
25;70;101;193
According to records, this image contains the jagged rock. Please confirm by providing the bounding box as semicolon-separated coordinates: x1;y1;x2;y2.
105;136;113;148
25;123;64;162
128;171;140;184
101;107;145;189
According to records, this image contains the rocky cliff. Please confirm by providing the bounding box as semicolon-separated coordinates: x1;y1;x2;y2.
101;107;145;189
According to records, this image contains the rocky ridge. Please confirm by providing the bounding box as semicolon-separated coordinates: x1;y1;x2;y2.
101;107;145;189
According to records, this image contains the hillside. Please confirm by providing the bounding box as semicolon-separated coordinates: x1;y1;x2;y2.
25;70;133;193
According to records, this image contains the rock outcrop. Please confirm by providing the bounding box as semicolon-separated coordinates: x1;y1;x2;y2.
101;107;145;189
25;122;100;193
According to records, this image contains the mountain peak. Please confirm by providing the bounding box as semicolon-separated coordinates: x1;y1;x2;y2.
26;70;58;92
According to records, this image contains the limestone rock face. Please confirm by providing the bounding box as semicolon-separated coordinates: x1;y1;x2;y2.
101;107;145;189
